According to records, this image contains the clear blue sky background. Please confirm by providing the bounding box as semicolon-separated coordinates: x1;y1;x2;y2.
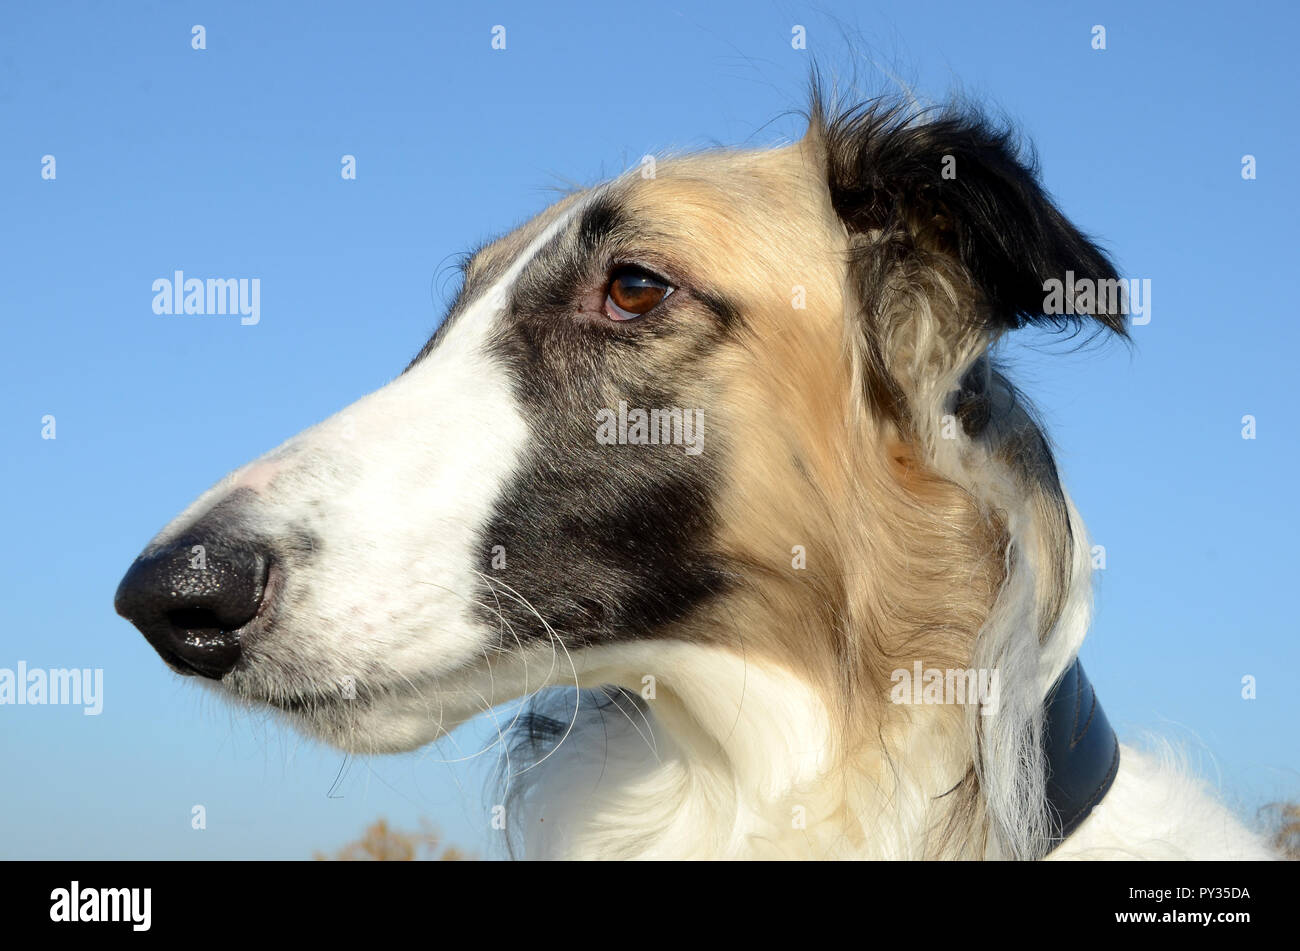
2;0;1297;858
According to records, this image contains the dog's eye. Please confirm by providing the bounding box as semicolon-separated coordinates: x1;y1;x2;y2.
604;266;673;321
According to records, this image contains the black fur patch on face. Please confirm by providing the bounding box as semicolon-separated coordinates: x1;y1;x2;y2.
468;189;734;649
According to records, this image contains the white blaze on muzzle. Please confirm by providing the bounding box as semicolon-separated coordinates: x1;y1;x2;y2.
118;201;587;750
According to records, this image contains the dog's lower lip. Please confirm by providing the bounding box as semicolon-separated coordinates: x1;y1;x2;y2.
277;694;330;712
271;688;360;714
264;666;455;713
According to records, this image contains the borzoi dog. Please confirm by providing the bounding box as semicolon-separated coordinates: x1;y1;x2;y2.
115;92;1273;860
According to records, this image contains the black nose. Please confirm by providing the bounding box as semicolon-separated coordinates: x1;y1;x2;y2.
115;529;270;679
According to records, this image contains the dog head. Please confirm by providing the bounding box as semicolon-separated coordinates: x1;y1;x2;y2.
116;93;1127;796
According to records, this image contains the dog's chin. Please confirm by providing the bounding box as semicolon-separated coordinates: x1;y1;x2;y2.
269;692;459;754
209;672;466;754
303;709;448;755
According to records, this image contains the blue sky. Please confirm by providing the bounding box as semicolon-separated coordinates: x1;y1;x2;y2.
2;0;1297;858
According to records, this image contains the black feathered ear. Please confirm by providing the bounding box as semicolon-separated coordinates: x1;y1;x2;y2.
818;98;1129;337
810;96;1127;431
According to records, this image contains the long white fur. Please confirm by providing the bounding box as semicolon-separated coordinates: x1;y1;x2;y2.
495;501;1273;859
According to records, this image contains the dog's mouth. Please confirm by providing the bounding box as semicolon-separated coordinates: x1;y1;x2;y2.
262;677;370;715
245;654;499;750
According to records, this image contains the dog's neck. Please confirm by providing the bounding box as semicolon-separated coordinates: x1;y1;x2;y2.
504;496;1109;860
508;642;996;860
511;651;1117;860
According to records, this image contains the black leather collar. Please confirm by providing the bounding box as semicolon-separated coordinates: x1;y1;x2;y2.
1041;658;1120;851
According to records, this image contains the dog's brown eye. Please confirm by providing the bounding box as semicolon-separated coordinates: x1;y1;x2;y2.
604;267;672;321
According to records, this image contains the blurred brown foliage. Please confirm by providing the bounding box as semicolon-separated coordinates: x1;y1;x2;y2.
1262;801;1300;859
316;804;1298;861
314;818;469;861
